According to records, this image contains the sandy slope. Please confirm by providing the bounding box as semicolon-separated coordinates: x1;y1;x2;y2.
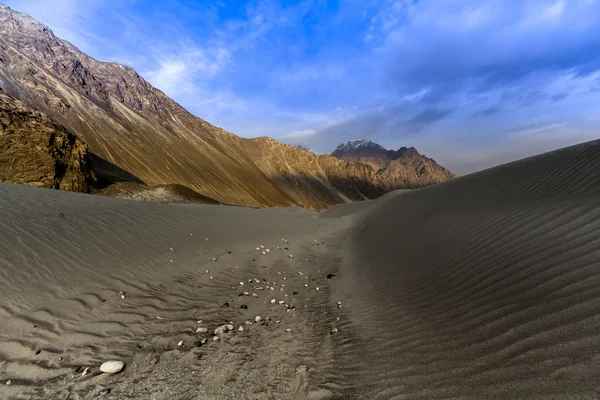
2;139;600;399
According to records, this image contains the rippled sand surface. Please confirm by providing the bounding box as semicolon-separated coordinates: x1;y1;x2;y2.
2;140;600;399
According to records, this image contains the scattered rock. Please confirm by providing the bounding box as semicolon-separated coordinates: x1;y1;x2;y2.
327;273;335;279
214;324;234;335
289;255;294;259
211;257;217;261
150;357;159;365
330;328;338;335
254;316;263;323
119;291;126;300
238;326;245;332
261;251;267;255
196;327;209;334
285;328;292;332
81;367;90;376
252;293;259;298
271;299;277;304
240;304;248;309
5;380;12;385
100;361;124;374
296;365;309;374
212;336;221;342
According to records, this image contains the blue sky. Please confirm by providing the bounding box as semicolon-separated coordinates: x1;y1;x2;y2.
4;0;600;175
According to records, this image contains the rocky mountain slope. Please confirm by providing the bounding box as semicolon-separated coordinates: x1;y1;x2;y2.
331;139;456;189
0;4;390;209
0;91;97;191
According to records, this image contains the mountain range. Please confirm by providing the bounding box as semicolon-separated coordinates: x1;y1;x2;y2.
332;139;456;189
0;4;453;209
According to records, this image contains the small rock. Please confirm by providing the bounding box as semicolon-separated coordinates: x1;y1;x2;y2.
278;300;285;304
196;327;209;334
212;336;221;342
119;291;126;300
150;357;159;365
256;247;260;251
209;276;214;280
289;255;294;259
330;328;338;335
244;291;250;296
316;287;320;291
254;316;263;323
327;273;336;279
252;293;259;298
211;257;217;261
238;326;245;332
271;299;277;304
285;328;292;332
261;251;267;255
214;324;234;335
100;360;125;374
178;340;184;347
245;321;253;325
200;338;207;344
240;304;248;309
296;365;309;374
81;367;90;376
5;380;12;385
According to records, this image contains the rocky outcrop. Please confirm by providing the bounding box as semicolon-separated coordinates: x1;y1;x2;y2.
331;140;456;189
0;91;96;192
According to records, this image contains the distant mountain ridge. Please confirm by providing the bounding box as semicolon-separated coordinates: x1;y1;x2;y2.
331;140;456;189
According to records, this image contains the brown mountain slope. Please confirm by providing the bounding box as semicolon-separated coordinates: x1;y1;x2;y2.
0;91;96;191
331;140;456;189
0;4;385;209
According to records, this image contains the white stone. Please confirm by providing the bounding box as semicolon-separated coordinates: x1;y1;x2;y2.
254;316;262;322
271;299;277;304
196;327;209;334
100;360;124;374
214;324;234;335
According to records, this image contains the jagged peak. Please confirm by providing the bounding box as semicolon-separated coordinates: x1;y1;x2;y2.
334;139;387;153
0;4;56;39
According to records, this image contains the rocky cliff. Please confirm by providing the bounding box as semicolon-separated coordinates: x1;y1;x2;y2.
0;91;96;191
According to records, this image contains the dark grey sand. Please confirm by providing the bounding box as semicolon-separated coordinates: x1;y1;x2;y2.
2;139;600;399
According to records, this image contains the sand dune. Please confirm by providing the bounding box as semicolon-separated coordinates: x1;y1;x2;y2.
2;140;600;399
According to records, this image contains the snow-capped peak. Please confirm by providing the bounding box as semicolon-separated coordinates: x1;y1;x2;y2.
334;139;387;153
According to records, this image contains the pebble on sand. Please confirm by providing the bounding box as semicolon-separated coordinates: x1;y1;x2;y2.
6;380;12;385
119;291;126;300
100;360;125;374
330;328;338;335
150;357;159;365
270;298;277;304
289;255;294;259
254;316;263;322
285;328;292;332
252;293;259;298
196;327;209;334
211;257;217;261
238;326;245;332
295;365;309;374
213;336;221;342
214;324;234;335
81;367;90;376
